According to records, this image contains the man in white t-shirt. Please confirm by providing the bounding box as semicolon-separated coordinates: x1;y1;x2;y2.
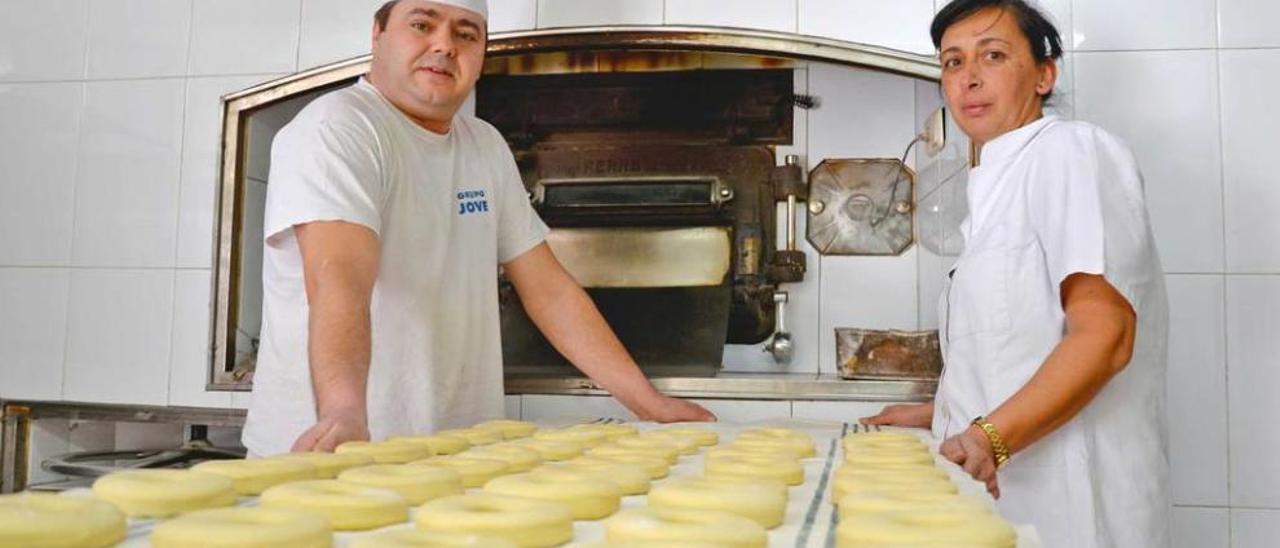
242;0;714;456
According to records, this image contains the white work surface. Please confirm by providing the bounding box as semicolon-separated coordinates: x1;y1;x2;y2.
99;418;1039;547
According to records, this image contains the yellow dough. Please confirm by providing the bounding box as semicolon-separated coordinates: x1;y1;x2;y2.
704;453;805;486
190;458;318;495
604;506;766;548
0;492;126;547
831;471;957;502
410;457;510;488
575;453;670;479
416;493;574;548
836;508;1017;548
269;451;375;479
473;420;539;440
549;460;651;495
841;431;927;451
635;432;699;455
350;528;517;548
91;469;236;518
506;438;585;461
483;469;624;520
436;428;502;446
336;441;434;464
612;437;682;463
648;476;788;529
338;464;464;504
733;428;816;458
842;449;935;467
583;440;675;466
533;428;609;448
259;479;408;531
655;426;720;447
710;443;804;461
388;435;471;456
149;507;331;548
460;445;542;472
567;422;639;441
837;491;992;520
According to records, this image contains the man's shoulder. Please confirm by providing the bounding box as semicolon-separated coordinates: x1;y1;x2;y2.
451;113;510;150
285;83;385;136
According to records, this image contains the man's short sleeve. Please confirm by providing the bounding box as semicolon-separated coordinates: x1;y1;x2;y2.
263;118;384;247
493;141;549;263
1026;127;1108;292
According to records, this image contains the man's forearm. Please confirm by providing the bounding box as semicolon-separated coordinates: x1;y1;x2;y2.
307;289;372;421
518;275;661;416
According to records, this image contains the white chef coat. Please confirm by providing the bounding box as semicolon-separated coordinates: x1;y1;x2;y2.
931;115;1170;548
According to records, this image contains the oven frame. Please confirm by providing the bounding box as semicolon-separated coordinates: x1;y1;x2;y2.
208;26;942;391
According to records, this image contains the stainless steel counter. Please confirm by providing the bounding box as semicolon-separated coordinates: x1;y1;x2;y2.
505;373;936;402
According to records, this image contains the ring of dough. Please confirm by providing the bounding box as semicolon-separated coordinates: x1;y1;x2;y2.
410;457;510;488
635;432;699;455
437;428;502;446
567;423;639;441
351;528;518;548
416;493;574;548
338;464;464;504
507;438;586;461
586;443;680;463
575;453;669;479
704;453;805;486
647;476;788;529
483;470;624;520
0;492;126;547
613;437;682;463
189;458;318;496
91;469;236;517
259;479;408;531
461;445;543;472
336;441;434;464
150;507;331;548
656;426;720;447
388;435;471;456
533;428;609;448
842;431;927;450
710;443;804;462
833;463;950;482
474;419;539;440
837;491;992;520
549;460;651;495
831;473;957;502
269;451;374;479
836;507;1017;547
604;506;767;548
842;449;935;467
733;429;816;458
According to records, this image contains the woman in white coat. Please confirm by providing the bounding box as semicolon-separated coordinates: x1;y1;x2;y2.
862;1;1170;546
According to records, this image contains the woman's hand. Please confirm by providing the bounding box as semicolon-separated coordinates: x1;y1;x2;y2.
859;401;934;429
940;426;1000;498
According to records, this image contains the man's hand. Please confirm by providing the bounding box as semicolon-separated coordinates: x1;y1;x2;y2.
291;409;371;452
635;394;716;423
940;425;1000;498
860;402;934;428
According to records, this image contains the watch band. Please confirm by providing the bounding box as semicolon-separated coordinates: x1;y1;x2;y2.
971;415;1010;469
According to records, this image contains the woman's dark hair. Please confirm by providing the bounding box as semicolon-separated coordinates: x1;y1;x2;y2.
930;0;1064;98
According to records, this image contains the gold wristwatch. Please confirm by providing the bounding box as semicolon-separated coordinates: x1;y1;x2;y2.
971;416;1010;469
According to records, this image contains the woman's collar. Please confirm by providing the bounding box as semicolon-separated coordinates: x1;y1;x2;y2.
975;114;1059;168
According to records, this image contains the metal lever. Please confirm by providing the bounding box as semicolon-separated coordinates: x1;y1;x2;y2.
769;155;807;283
763;291;792;364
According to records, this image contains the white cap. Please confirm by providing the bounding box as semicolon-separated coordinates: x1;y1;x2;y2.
427;0;487;22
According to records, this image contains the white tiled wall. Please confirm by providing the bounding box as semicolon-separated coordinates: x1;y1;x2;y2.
0;1;1276;540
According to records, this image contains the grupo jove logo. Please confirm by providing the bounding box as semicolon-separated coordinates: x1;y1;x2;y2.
457;189;489;216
